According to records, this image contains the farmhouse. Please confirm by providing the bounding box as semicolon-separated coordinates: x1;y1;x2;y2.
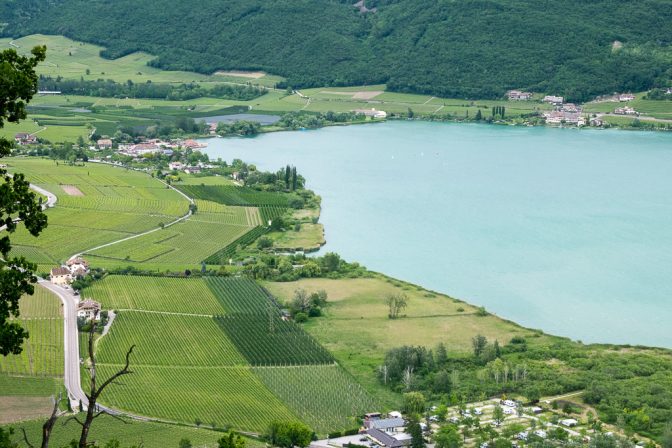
365;417;406;433
542;95;564;105
66;257;90;275
97;138;113;150
168;162;184;171
14;133;37;145
50;267;72;286
614;106;638;115
366;429;411;448
354;108;387;119
507;90;532;100
77;299;101;321
618;93;635;101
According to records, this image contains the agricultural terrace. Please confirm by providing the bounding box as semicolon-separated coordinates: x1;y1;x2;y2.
6;158;188;265
86;199;256;269
85;276;372;433
0;286;63;377
175;184;290;207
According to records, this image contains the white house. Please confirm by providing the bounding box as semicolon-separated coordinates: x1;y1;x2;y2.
542;95;564;105
50;267;72;286
354;108;387;119
366;417;406;434
618;93;635;101
168;162;184;171
561;419;578;427
77;299;101;321
66;257;90;277
507;90;533;100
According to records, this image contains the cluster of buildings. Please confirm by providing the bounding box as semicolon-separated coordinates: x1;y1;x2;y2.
14;133;38;145
614;106;638;116
506;90;533;101
167;161;216;174
542;103;586;126
353;108;387;119
542;95;565;106
96;138;208;156
49;257;90;286
49;257;102;321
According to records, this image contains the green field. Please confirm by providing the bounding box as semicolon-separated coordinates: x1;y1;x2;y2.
6;158;188;264
5;413;265;448
176;185;290;207
0;286;63;377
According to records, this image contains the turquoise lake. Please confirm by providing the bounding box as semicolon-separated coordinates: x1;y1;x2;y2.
201;122;672;348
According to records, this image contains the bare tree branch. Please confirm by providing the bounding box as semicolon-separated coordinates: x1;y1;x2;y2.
63;415;85;427
20;427;35;448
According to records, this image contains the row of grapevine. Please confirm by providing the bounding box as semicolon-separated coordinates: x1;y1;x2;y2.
202;226;268;265
215;313;334;366
259;206;288;223
0;319;64;376
95;365;296;433
87;275;227;314
176;185;289;207
254;365;378;434
97;311;246;367
206;277;271;313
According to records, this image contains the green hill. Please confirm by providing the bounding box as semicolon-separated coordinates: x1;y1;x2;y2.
2;0;672;101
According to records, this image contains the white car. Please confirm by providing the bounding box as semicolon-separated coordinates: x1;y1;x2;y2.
503;407;515;415
516;432;528;441
429;415;439;422
474;408;483;415
449;417;460;424
534;430;547;439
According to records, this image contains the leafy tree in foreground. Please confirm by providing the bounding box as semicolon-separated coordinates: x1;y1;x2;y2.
0;45;48;356
266;421;313;448
218;431;245;448
434;425;461;448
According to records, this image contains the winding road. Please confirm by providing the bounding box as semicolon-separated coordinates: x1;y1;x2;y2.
20;165;194;413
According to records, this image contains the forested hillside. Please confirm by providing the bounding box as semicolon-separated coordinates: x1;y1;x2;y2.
2;0;672;101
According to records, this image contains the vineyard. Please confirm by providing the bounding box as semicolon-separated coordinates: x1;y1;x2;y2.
87;220;250;266
175;185;289;207
96;312;246;367
215;314;334;366
6;158;189;264
96;365;296;432
206;277;273;313
203;226;268;265
0;286;63;377
254;365;377;434
86;275;226;314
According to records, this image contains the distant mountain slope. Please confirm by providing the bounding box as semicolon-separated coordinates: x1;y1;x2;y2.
3;0;672;101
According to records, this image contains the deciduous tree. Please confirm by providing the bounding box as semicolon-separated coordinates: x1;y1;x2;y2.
0;45;48;356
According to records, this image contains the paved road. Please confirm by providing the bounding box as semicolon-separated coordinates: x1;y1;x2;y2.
38;280;88;410
0;180;57;232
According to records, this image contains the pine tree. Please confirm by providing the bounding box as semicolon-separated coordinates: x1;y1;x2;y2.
284;165;291;189
291;167;297;191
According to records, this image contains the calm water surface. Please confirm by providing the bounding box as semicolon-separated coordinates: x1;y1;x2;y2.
202;122;672;347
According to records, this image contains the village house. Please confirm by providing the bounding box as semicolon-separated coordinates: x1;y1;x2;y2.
354;108;387;119
560;103;581;113
542;110;586;126
614;106;638;116
50;267;72;286
365;429;411;448
77;299;101;321
507;90;533;100
618;93;635;102
66;257;90;278
168;161;184;171
184;166;202;174
97;138;113;150
182;139;207;149
14;133;37;145
542;95;564;105
365;417;406;434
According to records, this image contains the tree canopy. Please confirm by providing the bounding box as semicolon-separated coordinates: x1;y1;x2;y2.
0;45;48;355
4;0;672;101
